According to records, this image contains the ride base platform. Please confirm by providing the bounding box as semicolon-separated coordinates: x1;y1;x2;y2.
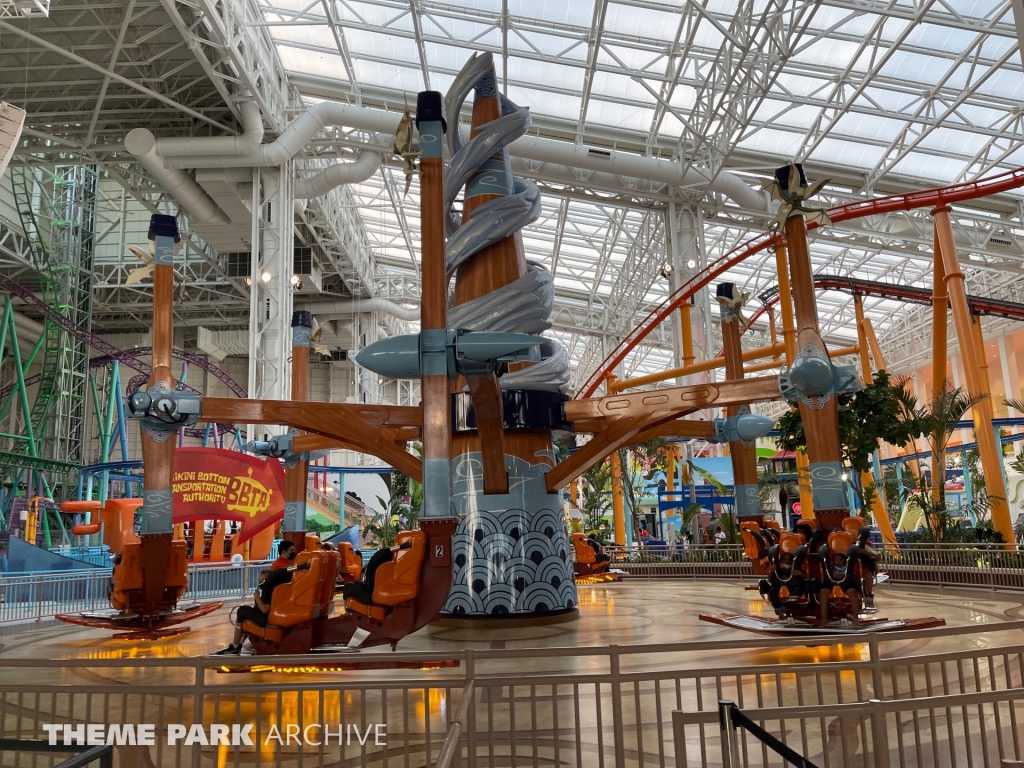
700;612;946;636
55;601;224;640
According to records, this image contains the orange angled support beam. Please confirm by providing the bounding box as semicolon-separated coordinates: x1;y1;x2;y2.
854;294;898;547
549;376;780;493
933;206;1013;545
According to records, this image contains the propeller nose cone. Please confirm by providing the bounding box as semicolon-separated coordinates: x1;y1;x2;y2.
355;335;422;378
734;413;775;442
789;356;832;397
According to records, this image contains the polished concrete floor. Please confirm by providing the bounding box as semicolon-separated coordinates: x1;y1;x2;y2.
1;578;1022;672
3;580;1024;767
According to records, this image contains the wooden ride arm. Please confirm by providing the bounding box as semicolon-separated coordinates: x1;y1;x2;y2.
632;419;716;443
466;372;509;495
201;399;423;482
547;377;779;492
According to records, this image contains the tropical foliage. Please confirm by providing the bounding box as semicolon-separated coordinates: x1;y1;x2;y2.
895;378;986;508
688;461;740;544
579;460;612;541
617;437;670;540
776;370;917;475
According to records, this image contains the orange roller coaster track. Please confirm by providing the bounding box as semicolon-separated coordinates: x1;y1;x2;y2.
578;165;1024;399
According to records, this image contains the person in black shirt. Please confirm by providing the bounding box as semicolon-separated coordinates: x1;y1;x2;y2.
586;536;610;566
342;540;414;604
214;567;294;655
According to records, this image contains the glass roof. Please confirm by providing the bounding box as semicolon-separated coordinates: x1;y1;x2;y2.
259;0;1024;386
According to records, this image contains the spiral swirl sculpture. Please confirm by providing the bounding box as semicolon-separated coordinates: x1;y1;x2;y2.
441;52;577;617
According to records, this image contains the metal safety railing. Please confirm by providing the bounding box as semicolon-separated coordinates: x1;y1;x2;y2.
0;740;112;767
596;541;1024;591
601;543;753;578
5;621;1024;767
0;560;272;624
715;700;819;768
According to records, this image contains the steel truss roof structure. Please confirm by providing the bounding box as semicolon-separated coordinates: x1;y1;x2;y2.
1;0;1024;385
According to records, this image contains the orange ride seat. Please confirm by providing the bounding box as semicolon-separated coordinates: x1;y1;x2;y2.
338;543;362;581
841;517;866;537
109;538;188;612
344;531;427;622
242;550;339;642
572;533;597;566
110;542;144;611
778;532;809;578
739;522;765;561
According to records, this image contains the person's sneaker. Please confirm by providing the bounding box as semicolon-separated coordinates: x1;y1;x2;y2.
212;644;241;656
864;595;875;609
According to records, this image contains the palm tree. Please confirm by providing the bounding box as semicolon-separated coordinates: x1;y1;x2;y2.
897;378;986;510
580;461;612;542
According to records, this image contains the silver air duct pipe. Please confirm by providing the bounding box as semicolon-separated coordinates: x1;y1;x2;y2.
150;101;768;211
163;103;399;170
293;152;382;199
155;98;265;158
124;128;231;226
297;298;420;323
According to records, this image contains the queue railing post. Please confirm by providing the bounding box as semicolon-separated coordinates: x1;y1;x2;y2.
718;700;739;768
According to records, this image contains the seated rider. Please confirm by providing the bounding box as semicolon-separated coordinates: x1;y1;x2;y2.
215;568;292;655
271;539;297;570
342;540;413;605
856;528;878;608
758;546;812;617
817;546;862;627
587;535;610;565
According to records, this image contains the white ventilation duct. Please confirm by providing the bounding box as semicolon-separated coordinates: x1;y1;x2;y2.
163;103;399;169
125;128;230;226
152;100;769;210
197;326;250;362
155;98;264;158
293;152;382;199
299;298;420;323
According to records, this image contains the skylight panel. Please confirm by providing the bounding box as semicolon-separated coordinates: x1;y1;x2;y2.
888;153;964;183
974;66;1024;101
335;0;412;28
856;86;920;114
903;22;977;53
506;57;584;93
353;61;423;92
277;46;346;81
508;0;596;25
421;15;500;48
792;37;861;71
736;127;802;158
589;71;656;106
346;30;421;64
830;112;908;144
597;42;665;74
772;71;834;100
917;126;991;158
506;28;585;61
269;21;336;51
878;50;948;87
811;137;886;170
602;3;678;41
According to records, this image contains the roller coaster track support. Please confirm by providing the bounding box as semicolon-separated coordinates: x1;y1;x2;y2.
4;165;96;499
580;162;1024;401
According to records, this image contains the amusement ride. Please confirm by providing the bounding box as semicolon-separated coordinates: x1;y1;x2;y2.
26;49;1019;654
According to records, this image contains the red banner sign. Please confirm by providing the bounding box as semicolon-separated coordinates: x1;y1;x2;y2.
171;448;285;543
